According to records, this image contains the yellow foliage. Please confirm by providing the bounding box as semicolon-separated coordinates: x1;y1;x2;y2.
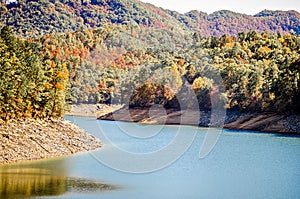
284;47;291;53
57;71;68;79
193;77;212;90
164;87;175;100
45;84;51;90
257;46;271;56
269;93;275;100
278;37;284;43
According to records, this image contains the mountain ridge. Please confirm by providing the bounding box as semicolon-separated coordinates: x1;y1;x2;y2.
0;0;299;37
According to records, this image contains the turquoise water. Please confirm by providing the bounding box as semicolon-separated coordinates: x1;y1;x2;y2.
1;116;300;199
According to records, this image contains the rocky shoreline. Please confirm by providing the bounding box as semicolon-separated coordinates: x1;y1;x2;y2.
2;104;298;165
0;117;101;165
97;105;300;134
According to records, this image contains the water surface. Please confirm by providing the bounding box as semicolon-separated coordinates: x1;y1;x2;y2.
1;116;299;199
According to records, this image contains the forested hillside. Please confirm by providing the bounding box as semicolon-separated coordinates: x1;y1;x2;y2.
0;0;299;122
178;9;300;36
1;24;299;118
0;0;299;37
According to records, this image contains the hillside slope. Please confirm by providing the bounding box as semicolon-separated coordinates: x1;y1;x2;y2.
0;0;299;37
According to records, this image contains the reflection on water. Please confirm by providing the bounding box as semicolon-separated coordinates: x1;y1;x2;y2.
0;158;116;199
0;167;66;198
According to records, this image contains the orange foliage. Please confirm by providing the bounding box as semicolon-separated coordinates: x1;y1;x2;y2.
225;42;235;48
262;46;271;53
177;59;185;66
55;83;65;90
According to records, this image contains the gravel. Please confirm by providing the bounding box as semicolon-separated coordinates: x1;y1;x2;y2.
0;118;101;165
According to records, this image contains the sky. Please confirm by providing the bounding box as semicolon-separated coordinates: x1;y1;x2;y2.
141;0;300;15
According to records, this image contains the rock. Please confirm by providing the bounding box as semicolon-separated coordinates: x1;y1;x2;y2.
0;118;101;165
98;106;300;133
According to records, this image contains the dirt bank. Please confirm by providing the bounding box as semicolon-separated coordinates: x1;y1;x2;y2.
222;112;300;133
0;118;101;165
98;105;300;133
66;103;124;117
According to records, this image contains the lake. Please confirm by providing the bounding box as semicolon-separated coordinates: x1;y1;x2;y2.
1;116;300;199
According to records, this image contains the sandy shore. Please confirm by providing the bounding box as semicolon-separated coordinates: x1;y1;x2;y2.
0;117;101;165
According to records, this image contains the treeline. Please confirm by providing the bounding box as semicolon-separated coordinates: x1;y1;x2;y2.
38;25;300;113
100;30;300;113
171;9;300;36
0;0;181;38
0;25;299;121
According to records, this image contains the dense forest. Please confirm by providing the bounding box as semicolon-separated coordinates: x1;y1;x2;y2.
0;0;299;37
0;26;69;119
0;0;299;121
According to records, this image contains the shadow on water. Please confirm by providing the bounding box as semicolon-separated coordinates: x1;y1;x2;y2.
271;132;300;138
0;158;117;199
223;128;300;138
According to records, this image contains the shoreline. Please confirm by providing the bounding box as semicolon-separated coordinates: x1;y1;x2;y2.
65;103;124;118
87;104;299;134
0;117;101;166
2;103;298;166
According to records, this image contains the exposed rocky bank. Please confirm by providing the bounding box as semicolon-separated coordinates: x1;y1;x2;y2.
66;103;123;117
97;106;300;133
0;118;101;165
